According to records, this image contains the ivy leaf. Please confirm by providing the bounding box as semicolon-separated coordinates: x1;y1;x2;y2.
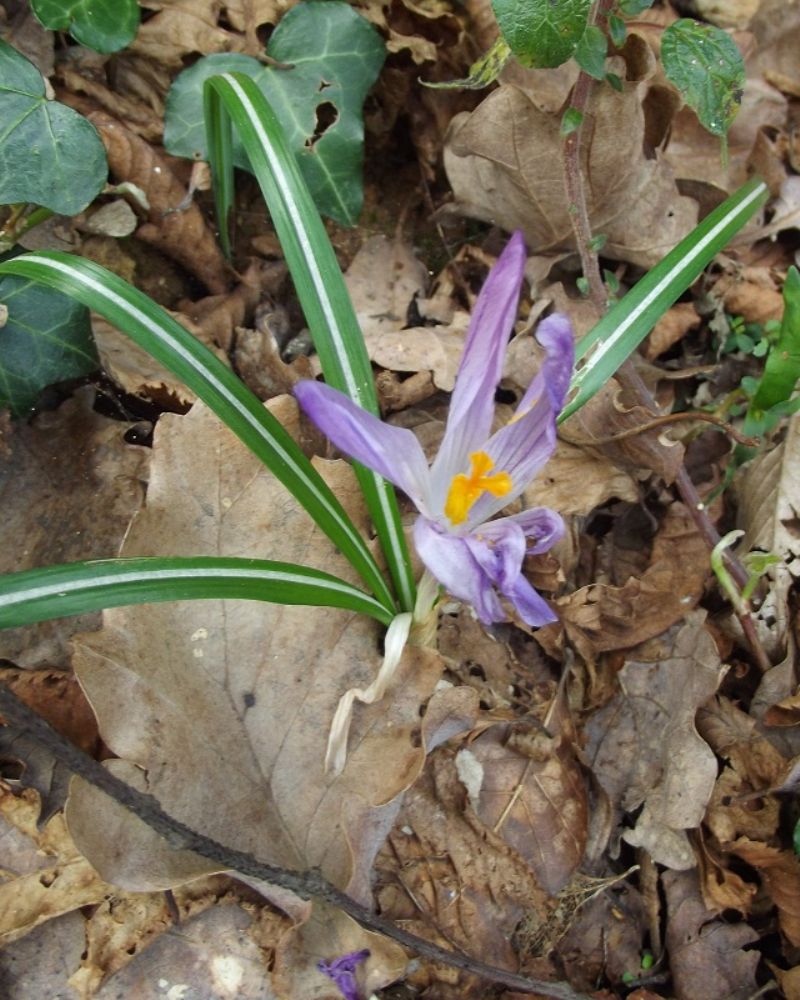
164;1;384;226
661;18;744;137
0;273;97;415
492;0;591;68
0;40;107;214
574;25;608;80
31;0;139;53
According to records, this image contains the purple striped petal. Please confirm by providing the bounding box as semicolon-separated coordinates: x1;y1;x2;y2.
516;314;575;415
294;380;431;511
505;506;565;554
466;519;557;627
429;232;527;502
465;318;574;526
414;517;504;623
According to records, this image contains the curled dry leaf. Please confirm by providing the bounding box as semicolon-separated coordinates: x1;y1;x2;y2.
523;439;639;518
643;302;702;361
0;389;148;669
664;869;759;1000
444;69;697;268
541;502;709;664
729;838;800;946
584;612;725;869
88;111;231;293
62;397;460;993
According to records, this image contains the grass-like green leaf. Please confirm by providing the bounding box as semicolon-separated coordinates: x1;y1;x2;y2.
749;266;800;415
204;72;416;612
0;40;107;214
0;557;394;629
31;0;139;53
561;177;768;422
0;273;97;415
0;251;395;614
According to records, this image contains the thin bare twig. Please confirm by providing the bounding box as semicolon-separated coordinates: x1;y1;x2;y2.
0;684;591;1000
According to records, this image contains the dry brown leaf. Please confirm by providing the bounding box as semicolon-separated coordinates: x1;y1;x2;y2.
375;749;554;997
664;868;759;1000
523;439;639;518
88;111;231;293
0;669;98;756
462;705;588;896
133;0;245;67
542;502;708;663
71;877;289;999
92;309;229;408
695;833;758;913
62;397;458;992
60;65;164;142
0;785;112;946
223;0;296;32
772;964;800;1000
729;838;800;946
584;613;725;868
644;303;702;361
444;69;697;268
345;234;429;339
560;379;685;484
0;389;148;668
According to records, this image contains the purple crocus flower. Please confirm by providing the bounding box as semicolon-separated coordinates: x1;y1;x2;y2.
317;948;370;1000
295;231;574;627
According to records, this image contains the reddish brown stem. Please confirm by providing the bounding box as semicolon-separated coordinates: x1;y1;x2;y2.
561;1;770;671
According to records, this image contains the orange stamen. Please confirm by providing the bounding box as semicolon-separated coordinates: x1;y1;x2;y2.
444;451;512;526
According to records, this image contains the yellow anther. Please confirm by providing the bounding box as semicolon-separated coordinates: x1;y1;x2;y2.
444;450;512;526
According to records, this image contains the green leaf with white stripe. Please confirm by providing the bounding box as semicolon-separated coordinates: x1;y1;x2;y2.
204;72;416;612
0;251;395;614
0;557;394;629
164;1;384;226
560;177;768;422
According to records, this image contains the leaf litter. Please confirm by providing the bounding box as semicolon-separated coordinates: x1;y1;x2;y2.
2;0;800;998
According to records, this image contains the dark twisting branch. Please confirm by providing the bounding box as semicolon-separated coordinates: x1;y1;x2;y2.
0;684;591;1000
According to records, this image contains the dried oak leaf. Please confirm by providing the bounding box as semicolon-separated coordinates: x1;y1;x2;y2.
444;69;697;268
0;388;148;669
540;502;708;663
88;111;231;294
584;612;725;869
63;397;459;995
664;869;759;1000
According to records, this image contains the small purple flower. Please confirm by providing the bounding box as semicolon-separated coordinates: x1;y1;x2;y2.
317;948;370;1000
295;231;574;627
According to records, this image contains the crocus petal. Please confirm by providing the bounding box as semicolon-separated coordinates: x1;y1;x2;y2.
505;506;565;554
465;319;574;527
516;314;575;415
429;232;527;502
507;574;558;626
414;517;504;624
294;380;431;512
465;520;527;592
318;949;370;1000
464;520;557;627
